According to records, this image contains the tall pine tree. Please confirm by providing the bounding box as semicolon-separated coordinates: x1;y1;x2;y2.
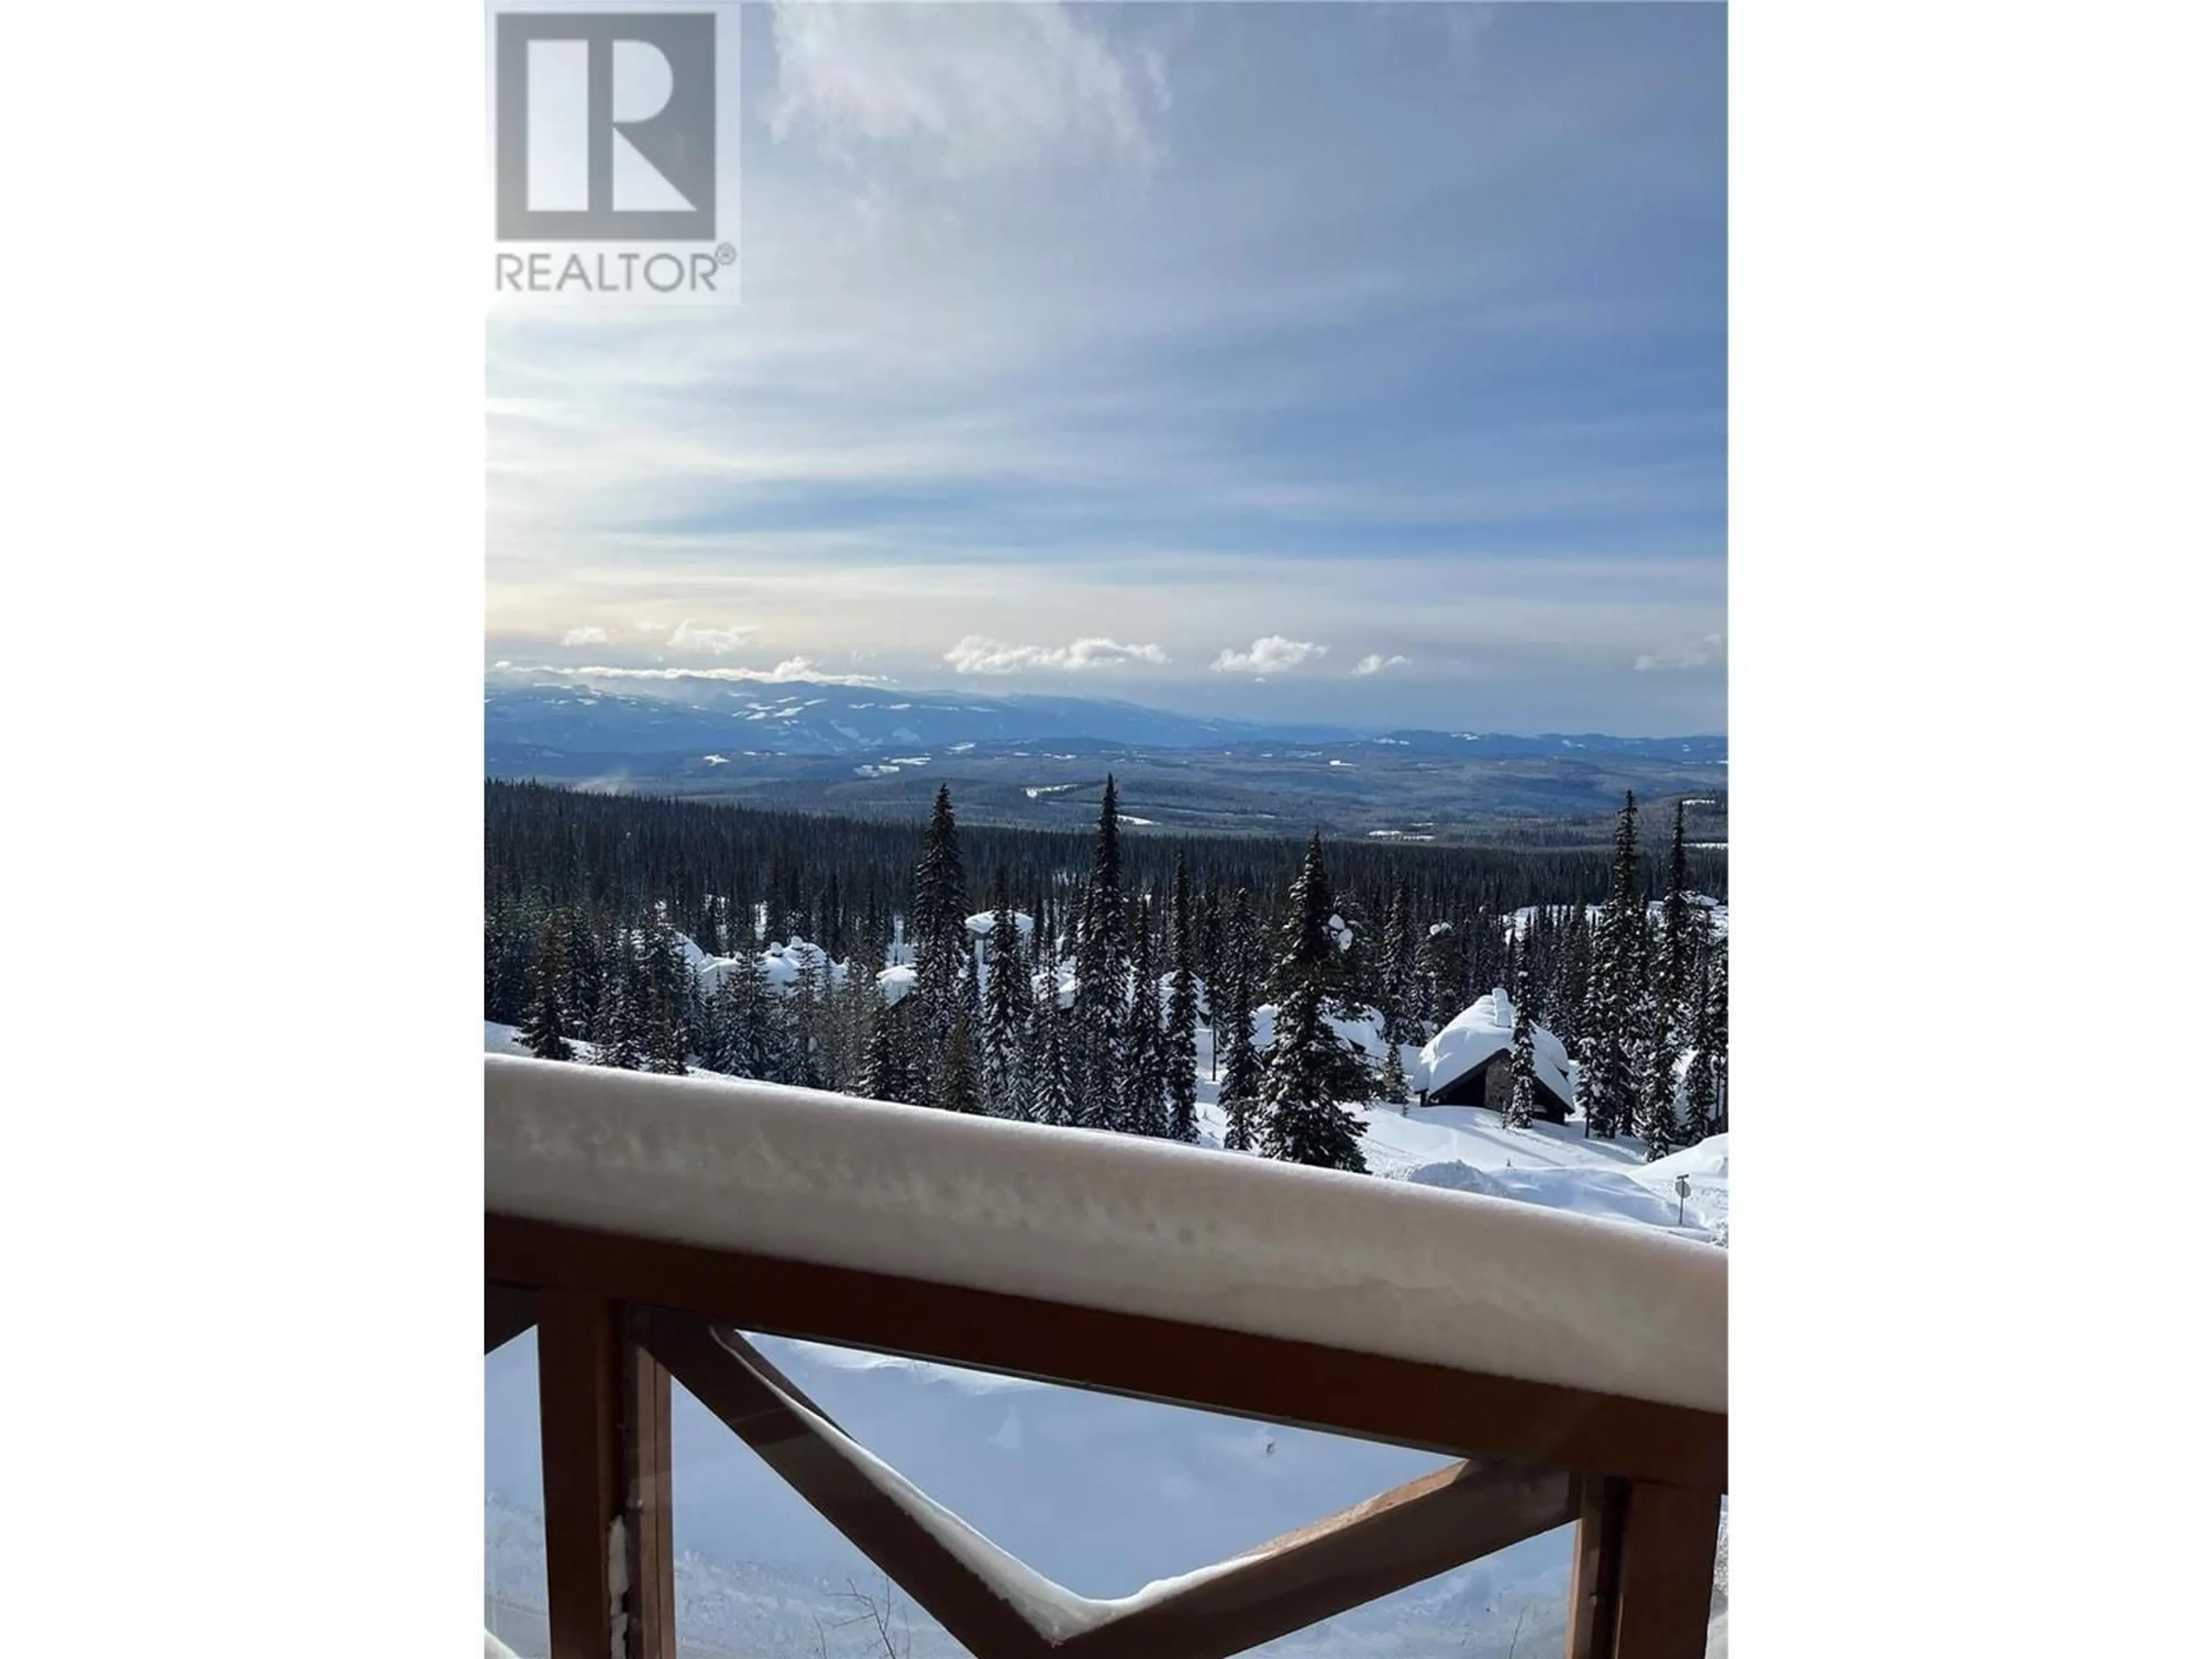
1216;888;1263;1150
1503;969;1538;1130
979;885;1032;1116
1164;855;1201;1143
1257;835;1369;1172
910;785;970;1049
1070;778;1129;1128
518;909;577;1061
1584;793;1643;1137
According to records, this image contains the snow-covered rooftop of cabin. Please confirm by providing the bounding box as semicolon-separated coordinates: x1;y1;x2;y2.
1419;989;1573;1103
486;1055;1724;1413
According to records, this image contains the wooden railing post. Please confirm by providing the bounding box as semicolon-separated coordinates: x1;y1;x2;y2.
536;1290;676;1659
622;1325;676;1659
1565;1476;1721;1659
1565;1476;1628;1659
1609;1481;1722;1659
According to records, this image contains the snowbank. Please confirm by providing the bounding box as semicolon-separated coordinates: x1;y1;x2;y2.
486;1056;1726;1412
1641;1134;1730;1181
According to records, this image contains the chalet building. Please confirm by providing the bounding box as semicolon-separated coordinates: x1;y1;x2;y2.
1417;988;1574;1122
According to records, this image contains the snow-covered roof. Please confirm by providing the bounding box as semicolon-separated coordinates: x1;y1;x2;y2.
486;1055;1724;1412
691;935;849;996
965;910;1036;940
1419;990;1572;1103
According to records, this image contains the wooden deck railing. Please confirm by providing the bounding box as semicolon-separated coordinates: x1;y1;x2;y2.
486;1061;1725;1659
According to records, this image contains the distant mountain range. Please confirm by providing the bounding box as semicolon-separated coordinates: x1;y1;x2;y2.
483;675;1726;764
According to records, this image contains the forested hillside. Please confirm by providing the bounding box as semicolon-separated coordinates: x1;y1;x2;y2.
485;779;1727;1168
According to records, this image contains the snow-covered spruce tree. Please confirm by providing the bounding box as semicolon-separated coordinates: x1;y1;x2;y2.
1324;896;1369;1027
692;963;737;1075
1572;1032;1598;1133
1377;879;1422;1046
592;933;645;1071
1504;969;1539;1131
1377;1043;1410;1107
931;1016;982;1115
1660;799;1695;1023
1122;911;1166;1136
1257;834;1370;1173
484;900;535;1027
1635;1001;1682;1160
1070;779;1129;1128
1215;888;1263;1150
1414;920;1460;1033
1259;975;1370;1171
1546;901;1592;1046
1031;1002;1077;1128
1165;855;1201;1143
785;950;827;1089
829;963;877;1093
909;784;969;1051
1005;1007;1039;1124
1586;1021;1634;1140
980;887;1032;1116
1683;959;1718;1145
637;910;691;1075
861;992;914;1105
518;910;576;1061
1707;942;1729;1132
715;948;778;1081
1582;792;1644;1137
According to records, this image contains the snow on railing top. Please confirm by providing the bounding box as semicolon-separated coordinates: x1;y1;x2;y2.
485;1055;1726;1414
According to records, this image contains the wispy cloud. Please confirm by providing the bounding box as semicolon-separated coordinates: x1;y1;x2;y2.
1634;633;1726;672
1213;636;1329;676
765;0;1161;179
943;635;1168;675
1354;653;1411;676
560;625;611;647
668;620;759;655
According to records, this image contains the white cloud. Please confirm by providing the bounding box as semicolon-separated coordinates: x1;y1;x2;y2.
568;658;887;687
668;620;758;655
1353;653;1411;676
1211;636;1329;676
765;1;1160;178
560;626;611;647
635;620;666;634
944;635;1169;675
1634;633;1726;673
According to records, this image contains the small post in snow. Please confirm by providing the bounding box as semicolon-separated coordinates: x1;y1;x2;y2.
1675;1172;1691;1226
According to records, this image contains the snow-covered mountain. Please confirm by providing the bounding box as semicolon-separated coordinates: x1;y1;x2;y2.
484;676;1351;759
482;672;1729;763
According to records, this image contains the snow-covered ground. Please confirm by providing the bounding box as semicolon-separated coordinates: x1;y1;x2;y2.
1186;1016;1729;1243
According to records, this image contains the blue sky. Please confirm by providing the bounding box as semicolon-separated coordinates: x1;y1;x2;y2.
487;2;1726;733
